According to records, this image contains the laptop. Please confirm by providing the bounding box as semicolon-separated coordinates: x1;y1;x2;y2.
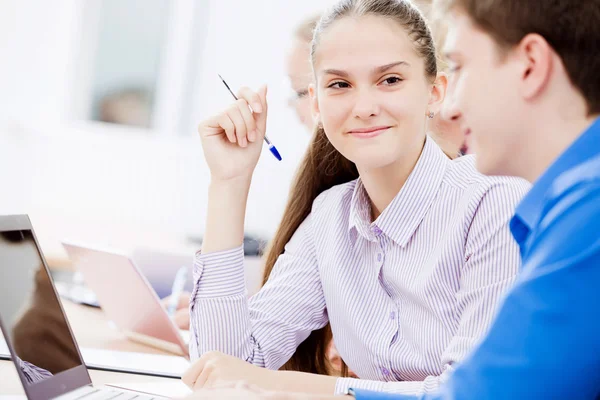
0;214;167;399
55;249;194;308
61;242;190;357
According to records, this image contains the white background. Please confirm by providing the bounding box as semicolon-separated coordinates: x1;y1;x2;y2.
0;0;339;255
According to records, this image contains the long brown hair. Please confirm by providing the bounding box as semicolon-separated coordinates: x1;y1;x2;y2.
262;126;357;374
262;0;438;375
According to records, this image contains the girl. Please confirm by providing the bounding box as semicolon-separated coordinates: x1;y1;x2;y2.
286;5;467;156
186;0;529;395
287;14;321;132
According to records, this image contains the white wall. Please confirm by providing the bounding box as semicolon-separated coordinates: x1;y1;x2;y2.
0;0;338;257
0;0;78;124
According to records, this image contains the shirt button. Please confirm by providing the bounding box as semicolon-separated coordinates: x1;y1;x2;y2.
377;253;382;262
381;367;390;376
390;331;398;345
372;226;382;236
389;311;396;320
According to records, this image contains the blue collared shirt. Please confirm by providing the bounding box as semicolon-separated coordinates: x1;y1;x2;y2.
353;117;600;400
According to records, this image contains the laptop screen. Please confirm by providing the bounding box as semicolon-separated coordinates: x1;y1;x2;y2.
0;229;85;387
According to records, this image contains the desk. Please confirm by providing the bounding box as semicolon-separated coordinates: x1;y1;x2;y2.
0;300;184;396
62;300;171;354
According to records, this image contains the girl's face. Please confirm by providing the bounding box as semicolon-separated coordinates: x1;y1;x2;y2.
430;85;472;157
310;15;443;171
286;38;315;132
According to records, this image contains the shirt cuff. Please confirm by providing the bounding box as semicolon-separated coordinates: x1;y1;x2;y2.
350;389;419;400
192;245;246;298
337;378;428;396
336;378;386;395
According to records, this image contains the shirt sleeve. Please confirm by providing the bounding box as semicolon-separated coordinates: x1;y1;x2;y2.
335;180;526;396
189;212;329;369
413;183;600;400
336;375;450;396
16;357;53;384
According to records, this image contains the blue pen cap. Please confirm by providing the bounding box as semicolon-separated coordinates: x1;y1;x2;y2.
269;145;282;161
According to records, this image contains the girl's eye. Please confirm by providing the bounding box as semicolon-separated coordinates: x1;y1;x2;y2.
295;89;309;99
381;76;403;85
328;81;351;89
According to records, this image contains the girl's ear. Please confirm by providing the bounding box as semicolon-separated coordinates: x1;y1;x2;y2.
428;72;448;115
309;83;320;123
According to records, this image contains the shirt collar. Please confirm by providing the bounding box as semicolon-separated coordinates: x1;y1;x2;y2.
511;117;600;244
348;136;450;246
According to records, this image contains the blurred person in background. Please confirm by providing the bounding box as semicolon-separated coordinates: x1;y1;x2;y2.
413;0;469;158
98;87;152;128
287;14;321;132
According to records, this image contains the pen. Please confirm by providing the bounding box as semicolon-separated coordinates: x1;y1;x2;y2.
218;74;282;161
167;266;188;317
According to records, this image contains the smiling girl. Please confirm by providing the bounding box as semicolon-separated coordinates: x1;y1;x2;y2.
186;0;529;396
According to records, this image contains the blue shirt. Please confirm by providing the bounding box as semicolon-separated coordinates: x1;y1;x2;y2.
352;117;600;400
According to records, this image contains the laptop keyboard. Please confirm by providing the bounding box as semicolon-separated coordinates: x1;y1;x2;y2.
75;387;158;400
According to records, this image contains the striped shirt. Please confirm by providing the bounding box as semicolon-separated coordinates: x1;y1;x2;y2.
190;137;530;395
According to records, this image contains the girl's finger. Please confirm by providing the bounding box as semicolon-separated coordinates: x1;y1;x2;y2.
226;104;248;148
237;99;257;142
237;87;263;114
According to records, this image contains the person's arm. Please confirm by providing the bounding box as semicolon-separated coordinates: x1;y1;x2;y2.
418;184;600;400
189;211;329;369
183;353;339;394
190;84;330;373
365;184;600;400
334;181;526;396
199;85;269;256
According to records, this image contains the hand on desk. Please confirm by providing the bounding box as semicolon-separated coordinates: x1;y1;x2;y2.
182;352;274;391
161;292;191;330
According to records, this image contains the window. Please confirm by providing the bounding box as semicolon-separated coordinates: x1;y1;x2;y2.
71;0;208;136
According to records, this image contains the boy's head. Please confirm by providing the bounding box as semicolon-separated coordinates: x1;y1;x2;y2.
437;0;600;177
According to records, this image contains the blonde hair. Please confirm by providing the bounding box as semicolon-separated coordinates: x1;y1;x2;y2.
411;0;449;71
294;14;321;44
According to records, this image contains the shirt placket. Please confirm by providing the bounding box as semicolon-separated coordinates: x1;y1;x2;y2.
371;224;400;381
